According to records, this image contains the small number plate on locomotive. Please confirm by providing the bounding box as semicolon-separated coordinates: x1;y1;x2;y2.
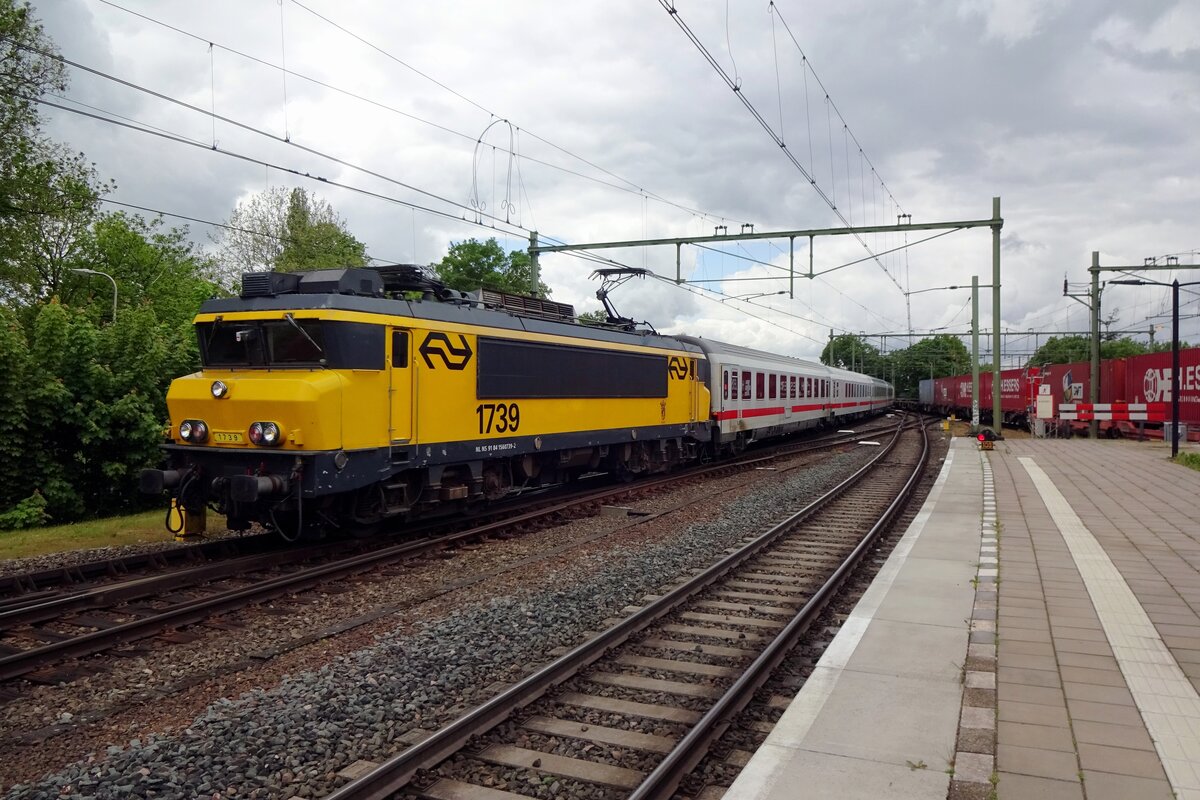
212;431;244;444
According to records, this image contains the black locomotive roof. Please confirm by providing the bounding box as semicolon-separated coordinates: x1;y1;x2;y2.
198;291;704;355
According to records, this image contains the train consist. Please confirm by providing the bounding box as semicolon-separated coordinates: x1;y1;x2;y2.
141;266;892;537
917;348;1200;438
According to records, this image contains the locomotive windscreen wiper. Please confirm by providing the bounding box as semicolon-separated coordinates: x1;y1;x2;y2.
205;315;222;351
284;313;324;356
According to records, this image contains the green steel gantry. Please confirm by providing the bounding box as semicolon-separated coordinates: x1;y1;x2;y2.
529;198;1006;431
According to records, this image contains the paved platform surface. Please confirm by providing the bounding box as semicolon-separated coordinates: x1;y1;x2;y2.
992;439;1200;800
725;435;1200;800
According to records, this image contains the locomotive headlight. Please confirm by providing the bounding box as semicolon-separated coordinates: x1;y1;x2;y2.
179;419;208;443
211;380;228;399
248;421;282;446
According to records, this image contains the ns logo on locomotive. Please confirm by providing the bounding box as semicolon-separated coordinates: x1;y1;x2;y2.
141;265;893;539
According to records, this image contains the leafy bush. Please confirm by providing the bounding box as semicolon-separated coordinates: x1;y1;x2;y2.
0;491;49;530
0;301;199;529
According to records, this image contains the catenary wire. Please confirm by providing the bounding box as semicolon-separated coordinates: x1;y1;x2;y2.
656;1;904;294
92;0;730;223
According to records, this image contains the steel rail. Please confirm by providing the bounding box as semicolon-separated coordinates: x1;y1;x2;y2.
0;485;649;681
0;533;276;598
629;421;930;799
324;416;914;800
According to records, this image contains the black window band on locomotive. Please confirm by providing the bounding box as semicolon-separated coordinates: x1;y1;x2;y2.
476;337;669;399
197;318;385;370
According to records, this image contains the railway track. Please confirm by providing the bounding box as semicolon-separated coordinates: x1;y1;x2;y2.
323;417;929;800
0;418;900;603
0;417;903;686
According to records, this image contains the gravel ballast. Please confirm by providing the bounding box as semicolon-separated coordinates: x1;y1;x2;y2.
3;445;880;799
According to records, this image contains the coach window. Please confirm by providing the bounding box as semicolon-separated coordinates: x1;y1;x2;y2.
723;370;729;400
731;370;739;399
391;330;409;368
756;372;765;400
769;374;777;399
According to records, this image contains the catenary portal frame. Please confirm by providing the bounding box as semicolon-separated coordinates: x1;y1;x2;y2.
528;197;1005;430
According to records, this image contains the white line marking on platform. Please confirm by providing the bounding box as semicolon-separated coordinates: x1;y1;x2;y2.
1019;457;1200;798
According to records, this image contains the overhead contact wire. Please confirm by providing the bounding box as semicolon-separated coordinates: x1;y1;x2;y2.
657;1;902;293
92;0;728;223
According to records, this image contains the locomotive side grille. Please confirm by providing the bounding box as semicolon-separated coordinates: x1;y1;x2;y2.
239;271;302;298
240;272;273;297
476;288;575;323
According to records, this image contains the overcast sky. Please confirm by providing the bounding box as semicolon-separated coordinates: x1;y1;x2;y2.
32;0;1200;364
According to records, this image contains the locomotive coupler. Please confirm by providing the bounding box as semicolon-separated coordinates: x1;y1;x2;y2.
229;474;290;503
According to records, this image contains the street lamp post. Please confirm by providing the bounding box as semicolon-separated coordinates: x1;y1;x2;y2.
70;268;118;321
1110;278;1200;458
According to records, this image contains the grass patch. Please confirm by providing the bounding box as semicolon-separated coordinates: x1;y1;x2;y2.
0;509;217;562
1175;452;1200;472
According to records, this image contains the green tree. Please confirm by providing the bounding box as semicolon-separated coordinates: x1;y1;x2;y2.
276;188;367;272
1;301;191;527
0;4;214;528
431;237;549;297
24;300;78;519
1100;336;1149;360
77;212;220;328
1026;335;1090;366
0;0;66;212
0;2;111;308
820;334;884;376
888;335;972;398
0;306;32;514
214;187;367;285
576;309;608;326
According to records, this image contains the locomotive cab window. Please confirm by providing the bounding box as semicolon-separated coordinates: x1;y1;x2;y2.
197;319;383;370
391;330;409;368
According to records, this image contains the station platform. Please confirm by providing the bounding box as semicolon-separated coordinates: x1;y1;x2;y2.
724;435;1200;800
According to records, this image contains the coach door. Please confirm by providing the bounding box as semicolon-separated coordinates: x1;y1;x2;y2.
722;365;742;422
389;328;413;443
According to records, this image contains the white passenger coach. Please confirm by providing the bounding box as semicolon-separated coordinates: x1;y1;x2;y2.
677;337;893;454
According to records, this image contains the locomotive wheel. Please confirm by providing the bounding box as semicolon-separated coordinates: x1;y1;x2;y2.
346;485;387;537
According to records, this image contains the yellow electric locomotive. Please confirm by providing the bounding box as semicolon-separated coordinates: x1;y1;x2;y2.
141;266;711;538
